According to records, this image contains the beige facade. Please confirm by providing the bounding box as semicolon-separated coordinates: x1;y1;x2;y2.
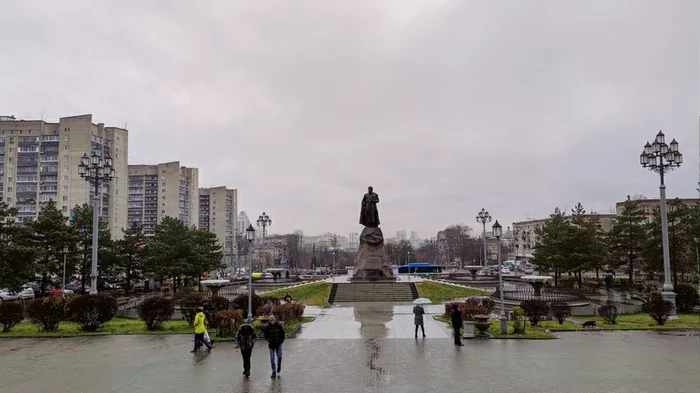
127;162;199;235
615;198;700;223
0;114;128;236
198;186;237;264
512;213;616;255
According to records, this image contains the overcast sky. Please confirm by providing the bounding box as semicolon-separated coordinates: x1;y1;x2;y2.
1;1;698;239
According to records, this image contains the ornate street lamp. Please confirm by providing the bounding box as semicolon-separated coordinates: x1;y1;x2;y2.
492;220;507;334
476;208;492;266
640;130;683;319
77;147;114;295
256;212;272;244
245;224;256;322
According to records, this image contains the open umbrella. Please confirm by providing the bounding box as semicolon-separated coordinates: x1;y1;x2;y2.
412;297;432;304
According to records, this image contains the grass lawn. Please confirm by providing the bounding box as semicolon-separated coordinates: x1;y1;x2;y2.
434;315;554;339
574;313;700;330
1;316;314;340
537;320;581;331
416;281;492;303
260;282;332;307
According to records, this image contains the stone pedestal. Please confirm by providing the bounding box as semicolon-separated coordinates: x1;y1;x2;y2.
351;227;395;281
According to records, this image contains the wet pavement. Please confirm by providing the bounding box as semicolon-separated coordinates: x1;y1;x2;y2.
0;303;698;393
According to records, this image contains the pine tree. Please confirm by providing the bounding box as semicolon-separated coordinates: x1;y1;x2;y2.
69;203;112;292
607;196;646;282
533;208;570;286
113;223;146;294
0;197;35;291
25;200;77;294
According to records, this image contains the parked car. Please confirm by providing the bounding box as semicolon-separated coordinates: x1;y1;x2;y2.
48;287;74;296
522;267;534;275
500;267;512;276
0;289;19;302
18;286;35;300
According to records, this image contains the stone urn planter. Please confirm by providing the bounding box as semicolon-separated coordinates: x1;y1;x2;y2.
473;315;492;338
462;320;476;338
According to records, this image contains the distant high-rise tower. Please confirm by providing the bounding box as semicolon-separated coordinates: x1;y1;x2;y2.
237;211;251;236
199;186;237;266
396;230;407;241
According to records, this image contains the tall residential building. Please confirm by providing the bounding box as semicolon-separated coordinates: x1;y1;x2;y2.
127;162;199;235
396;230;407;241
513;213;617;256
199;186;238;265
348;232;359;244
237;211;251;236
0;114;128;235
615;197;700;224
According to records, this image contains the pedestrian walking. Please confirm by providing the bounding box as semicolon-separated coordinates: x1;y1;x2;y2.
263;315;285;378
450;304;464;346
191;306;212;353
202;303;214;346
235;323;257;377
413;304;426;338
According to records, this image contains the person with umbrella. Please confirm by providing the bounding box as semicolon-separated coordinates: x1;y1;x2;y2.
412;298;430;338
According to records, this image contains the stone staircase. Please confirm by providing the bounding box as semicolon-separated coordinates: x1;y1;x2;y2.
329;283;417;303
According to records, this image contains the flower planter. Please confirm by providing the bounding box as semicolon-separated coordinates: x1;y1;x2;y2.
462;321;476;338
473;315;492;338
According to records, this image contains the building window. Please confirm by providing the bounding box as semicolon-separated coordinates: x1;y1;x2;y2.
63;155;69;161
161;189;165;193
64;136;70;142
63;186;68;191
64;145;69;150
9;148;14;153
161;210;165;214
6;197;11;203
162;203;165;206
62;196;68;201
7;177;12;183
8;168;12;174
63;175;68;181
63;166;68;172
162;196;165;200
7;187;12;192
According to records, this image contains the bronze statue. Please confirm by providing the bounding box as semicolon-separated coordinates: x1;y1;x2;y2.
359;186;380;228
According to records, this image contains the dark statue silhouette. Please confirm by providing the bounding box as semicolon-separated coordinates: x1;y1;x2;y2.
359;186;380;228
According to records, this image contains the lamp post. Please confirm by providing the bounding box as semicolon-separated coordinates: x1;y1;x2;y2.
62;246;69;298
476;208;492;267
492;220;507;334
256;212;272;244
77;147;114;295
245;224;256;322
640;131;683;319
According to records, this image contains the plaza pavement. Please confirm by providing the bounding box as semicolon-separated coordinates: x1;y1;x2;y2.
0;303;698;393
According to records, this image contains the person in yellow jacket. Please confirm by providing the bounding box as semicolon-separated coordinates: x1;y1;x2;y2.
191;306;212;353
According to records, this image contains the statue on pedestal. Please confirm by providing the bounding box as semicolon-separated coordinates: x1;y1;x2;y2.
352;186;395;281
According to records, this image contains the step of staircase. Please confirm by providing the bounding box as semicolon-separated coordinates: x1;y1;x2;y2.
329;283;417;303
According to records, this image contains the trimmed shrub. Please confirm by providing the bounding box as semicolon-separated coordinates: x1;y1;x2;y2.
520;299;548;326
26;297;66;332
511;306;525;334
66;294;118;332
180;294;204;327
598;304;618;324
0;301;25;332
643;293;674;326
461;297;495;321
274;302;305;322
674;284;700;313
216;309;243;338
256;303;274;317
232;293;264;317
137;297;175;330
444;302;458;316
550;302;571;325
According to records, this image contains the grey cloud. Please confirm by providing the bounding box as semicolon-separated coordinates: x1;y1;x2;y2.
1;0;698;238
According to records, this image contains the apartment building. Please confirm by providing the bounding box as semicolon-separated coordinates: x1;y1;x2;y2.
0;114;128;235
127;162;199;235
199;186;238;264
615;197;700;223
512;213;616;256
237;211;251;236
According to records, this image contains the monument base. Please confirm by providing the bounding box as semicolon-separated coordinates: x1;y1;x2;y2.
351;227;395;281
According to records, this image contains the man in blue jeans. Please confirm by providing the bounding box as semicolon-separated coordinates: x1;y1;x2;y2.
263;315;285;378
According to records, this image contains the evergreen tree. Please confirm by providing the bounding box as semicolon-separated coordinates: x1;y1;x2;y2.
25;200;77;295
113;223;146;294
643;199;693;286
0;198;35;291
607;196;646;281
532;208;570;286
568;203;603;288
190;227;224;277
69;203;112;292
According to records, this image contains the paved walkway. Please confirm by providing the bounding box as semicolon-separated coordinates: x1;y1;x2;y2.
0;303;698;392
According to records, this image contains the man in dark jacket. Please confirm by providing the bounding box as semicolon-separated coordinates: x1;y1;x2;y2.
263;315;285;378
451;304;464;346
235;323;257;377
413;305;426;338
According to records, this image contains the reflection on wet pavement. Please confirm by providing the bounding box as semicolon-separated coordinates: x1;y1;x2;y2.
296;303;452;339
